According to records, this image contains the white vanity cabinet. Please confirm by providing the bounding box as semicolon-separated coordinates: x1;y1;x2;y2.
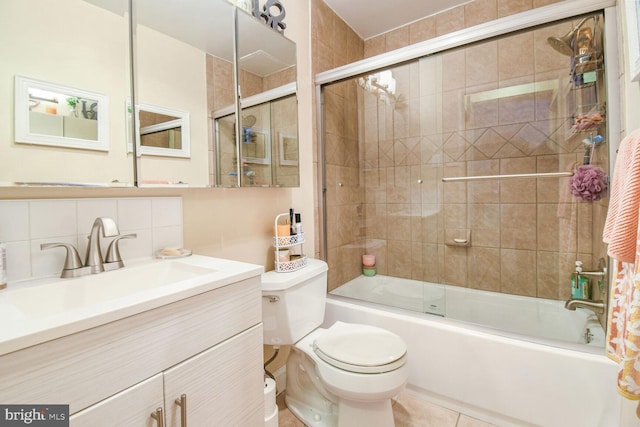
0;274;264;427
69;374;165;426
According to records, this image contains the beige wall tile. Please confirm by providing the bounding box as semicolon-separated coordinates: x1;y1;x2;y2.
466;41;498;87
497;0;532;18
386;26;410;51
444;245;468;286
468;247;501;291
500;248;537;296
498;32;534;81
436;5;465;36
410;16;436;44
467;159;500;203
364;35;385;58
465;0;497;28
501;204;537;249
388;239;413;278
443;162;467;204
469;203;500;247
442;50;466;92
421;243;442;282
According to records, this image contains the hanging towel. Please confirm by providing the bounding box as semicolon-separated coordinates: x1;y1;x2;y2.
603;128;640;262
604;128;640;418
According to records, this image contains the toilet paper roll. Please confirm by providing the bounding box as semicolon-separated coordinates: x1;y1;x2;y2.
264;406;278;427
264;378;277;418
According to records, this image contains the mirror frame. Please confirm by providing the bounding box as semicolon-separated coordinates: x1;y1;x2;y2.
135;103;190;158
14;75;110;152
278;132;298;166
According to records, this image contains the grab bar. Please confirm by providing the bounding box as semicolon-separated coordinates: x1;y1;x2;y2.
442;171;574;182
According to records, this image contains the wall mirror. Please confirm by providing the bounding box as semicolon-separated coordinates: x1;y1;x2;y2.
135;103;190;158
15;76;109;151
133;0;234;187
0;0;133;186
213;7;298;187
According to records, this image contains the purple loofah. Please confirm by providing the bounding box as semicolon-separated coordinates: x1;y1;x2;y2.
569;164;608;201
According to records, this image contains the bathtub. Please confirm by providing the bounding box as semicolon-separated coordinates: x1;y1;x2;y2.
326;277;621;427
331;274;605;346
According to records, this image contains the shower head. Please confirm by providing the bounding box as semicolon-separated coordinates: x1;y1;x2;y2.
547;17;589;56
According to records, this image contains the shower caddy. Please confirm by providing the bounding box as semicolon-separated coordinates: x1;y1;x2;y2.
570;15;605;141
273;212;307;272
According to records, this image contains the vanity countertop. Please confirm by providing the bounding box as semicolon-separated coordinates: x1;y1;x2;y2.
0;255;263;356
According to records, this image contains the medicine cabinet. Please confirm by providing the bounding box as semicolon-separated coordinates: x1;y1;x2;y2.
214;7;298;187
0;0;299;188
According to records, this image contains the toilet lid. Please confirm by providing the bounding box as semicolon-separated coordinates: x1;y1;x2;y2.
313;323;407;374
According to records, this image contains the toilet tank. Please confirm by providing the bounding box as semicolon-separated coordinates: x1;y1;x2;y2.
261;258;328;345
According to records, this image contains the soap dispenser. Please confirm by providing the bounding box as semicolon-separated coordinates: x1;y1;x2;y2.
570;261;591;299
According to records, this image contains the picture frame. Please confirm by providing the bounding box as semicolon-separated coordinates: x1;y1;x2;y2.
278;132;298;166
14;75;109;151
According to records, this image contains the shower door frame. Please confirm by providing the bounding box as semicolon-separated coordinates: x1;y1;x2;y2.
315;0;620;272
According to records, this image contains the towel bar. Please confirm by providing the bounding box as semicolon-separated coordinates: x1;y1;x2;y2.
442;171;574;182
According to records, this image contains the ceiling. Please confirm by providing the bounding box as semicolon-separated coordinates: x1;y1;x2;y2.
323;0;471;40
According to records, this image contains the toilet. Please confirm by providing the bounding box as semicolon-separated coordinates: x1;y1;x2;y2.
261;258;408;427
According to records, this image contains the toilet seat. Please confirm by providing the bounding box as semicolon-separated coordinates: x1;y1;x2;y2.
312;322;407;374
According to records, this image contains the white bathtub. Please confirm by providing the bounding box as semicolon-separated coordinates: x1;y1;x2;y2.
326;277;621;427
331;274;605;346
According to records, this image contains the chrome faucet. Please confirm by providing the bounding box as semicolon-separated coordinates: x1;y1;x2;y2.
41;217;135;278
564;298;606;315
85;217;120;273
565;258;608;316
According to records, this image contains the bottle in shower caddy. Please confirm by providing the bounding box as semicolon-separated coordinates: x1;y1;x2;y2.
570;261;591;299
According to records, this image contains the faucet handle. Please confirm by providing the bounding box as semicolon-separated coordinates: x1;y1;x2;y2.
105;234;137;268
95;216;120;237
40;243;84;277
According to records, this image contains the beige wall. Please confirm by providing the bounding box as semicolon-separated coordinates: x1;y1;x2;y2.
136;25;210;187
0;0;132;185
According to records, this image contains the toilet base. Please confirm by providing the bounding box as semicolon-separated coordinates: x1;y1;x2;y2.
285;345;339;427
285;328;403;427
285;394;338;427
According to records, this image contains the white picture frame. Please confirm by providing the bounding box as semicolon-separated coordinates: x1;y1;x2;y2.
278;132;298;166
626;0;640;81
14;75;109;151
135;103;191;158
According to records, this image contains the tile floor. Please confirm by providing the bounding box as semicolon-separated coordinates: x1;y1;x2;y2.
277;391;498;427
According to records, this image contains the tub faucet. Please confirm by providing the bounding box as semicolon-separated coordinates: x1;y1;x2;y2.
564;298;605;315
85;217;120;274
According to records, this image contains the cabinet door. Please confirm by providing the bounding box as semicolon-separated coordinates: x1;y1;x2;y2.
70;374;164;427
163;324;263;427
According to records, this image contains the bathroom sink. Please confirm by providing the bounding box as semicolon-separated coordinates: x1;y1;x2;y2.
6;260;217;317
0;255;263;355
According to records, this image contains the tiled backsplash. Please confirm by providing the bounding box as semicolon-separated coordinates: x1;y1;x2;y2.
0;197;183;284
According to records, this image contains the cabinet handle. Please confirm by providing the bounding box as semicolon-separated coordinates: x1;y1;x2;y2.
151;407;164;427
175;394;187;427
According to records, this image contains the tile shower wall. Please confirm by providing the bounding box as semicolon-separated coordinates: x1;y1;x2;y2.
322;0;609;305
312;0;365;289
358;33;608;302
0;197;183;284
